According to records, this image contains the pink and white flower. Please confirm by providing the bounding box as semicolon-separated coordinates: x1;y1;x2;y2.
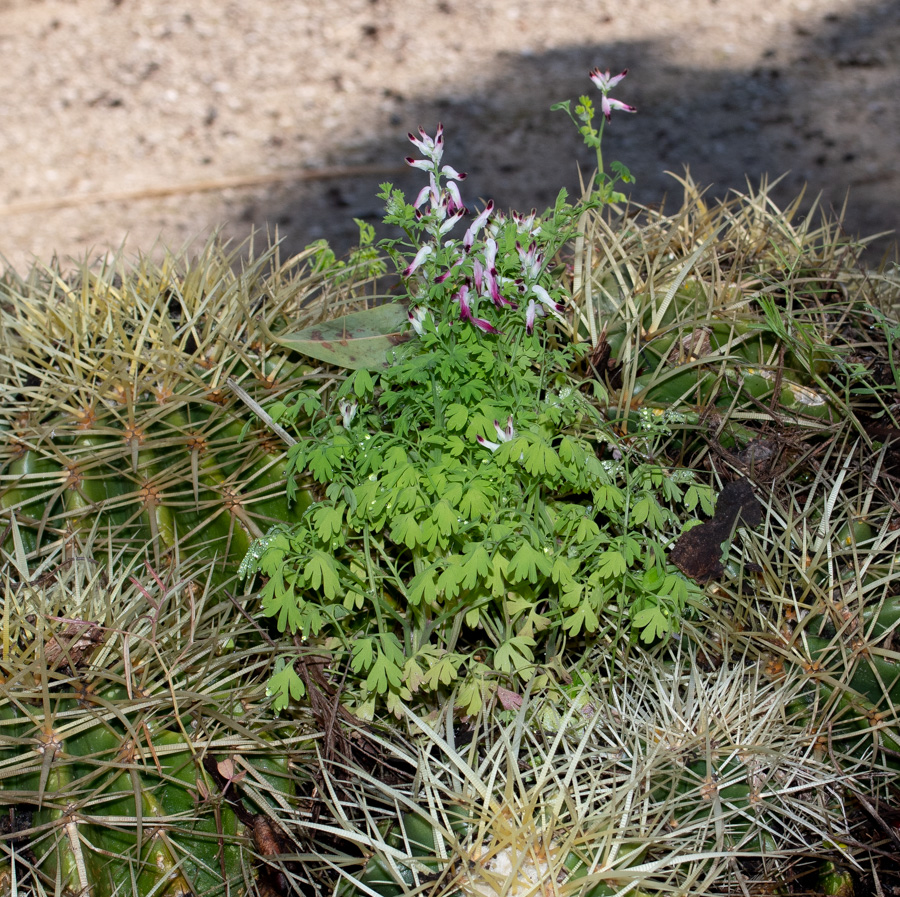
438;204;467;237
525;298;545;335
531;283;566;321
406;156;435;172
589;67;637;121
482;238;514;308
402;244;433;278
413;173;440;210
516;241;544;281
408;123;444;164
443;179;465;214
511;208;541;236
339;398;358;429
463;200;494;252
408;306;431;336
476;416;516;452
472;257;485;294
455;284;501;334
441;164;467;182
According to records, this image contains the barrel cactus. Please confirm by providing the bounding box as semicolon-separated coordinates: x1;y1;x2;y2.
0;239;344;582
721;487;900;772
0;545;315;897
573;177;898;459
322;643;863;897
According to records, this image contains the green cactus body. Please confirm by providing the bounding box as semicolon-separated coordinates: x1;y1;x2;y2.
3;395;316;575
353;814;444;897
0;549;311;897
0;244;323;580
630;321;835;422
796;595;900;713
817;858;855;897
796;635;900;757
351;810;652;897
603;296;840;452
0;692;249;896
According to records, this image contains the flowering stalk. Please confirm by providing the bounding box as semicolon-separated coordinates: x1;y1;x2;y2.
383;124;569;341
552;67;636;203
587;68;636;181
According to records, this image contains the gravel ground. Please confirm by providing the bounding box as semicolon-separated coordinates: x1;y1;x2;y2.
0;0;897;274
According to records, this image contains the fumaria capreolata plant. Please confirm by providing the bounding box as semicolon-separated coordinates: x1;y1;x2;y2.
241;70;717;717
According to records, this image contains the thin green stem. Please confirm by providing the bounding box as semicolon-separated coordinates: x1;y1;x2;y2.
431;371;444;427
595;117;606;185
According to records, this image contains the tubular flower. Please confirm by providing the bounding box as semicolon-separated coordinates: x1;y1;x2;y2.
512;208;541;236
531;284;566;321
486;208;507;239
339;398;358;429
470;317;502;334
476;435;501;452
472;257;485;294
441;164;467;182
456;285;501;334
525;298;545;336
589;67;637;121
408;123;444;164
464;200;494;252
438;204;467;236
495;416;516;442
488;274;512;308
482;238;514;308
435;255;464;284
403;244;433;278
477;416;516;452
413;173;440;210
443;181;465;215
516;241;544;281
408;306;431;336
405;156;434;172
483;237;498;274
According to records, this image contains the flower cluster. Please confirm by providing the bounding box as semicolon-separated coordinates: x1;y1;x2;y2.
588;67;636;121
400;124;567;338
552;65;636;203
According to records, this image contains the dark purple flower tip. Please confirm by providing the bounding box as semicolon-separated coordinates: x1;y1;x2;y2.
472;317;502;335
442;165;467;181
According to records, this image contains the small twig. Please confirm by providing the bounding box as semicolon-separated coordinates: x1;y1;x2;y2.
226;590;277;648
0;164;406;217
227;378;296;447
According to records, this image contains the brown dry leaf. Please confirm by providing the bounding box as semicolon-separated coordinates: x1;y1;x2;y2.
216;757;248;790
44;619;105;671
496;685;523;711
670;478;762;582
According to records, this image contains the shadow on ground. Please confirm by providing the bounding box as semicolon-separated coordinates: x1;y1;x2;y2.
229;0;898;267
